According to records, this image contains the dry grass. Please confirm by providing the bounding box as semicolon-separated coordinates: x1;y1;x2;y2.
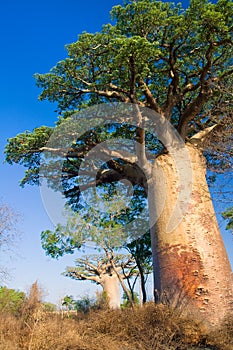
0;303;232;350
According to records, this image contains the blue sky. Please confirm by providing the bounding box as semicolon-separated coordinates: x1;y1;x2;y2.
0;0;232;304
0;0;127;304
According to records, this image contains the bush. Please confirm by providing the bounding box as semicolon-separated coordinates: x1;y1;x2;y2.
0;286;25;317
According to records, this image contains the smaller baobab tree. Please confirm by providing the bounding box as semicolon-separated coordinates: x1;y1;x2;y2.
41;206;142;308
64;249;137;309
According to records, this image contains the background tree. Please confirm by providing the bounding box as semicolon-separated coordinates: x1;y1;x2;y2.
5;0;233;326
64;250;137;309
41;206;139;308
0;286;25;317
40;193;152;303
74;294;96;314
222;207;233;232
41;205;151;307
62;295;76;311
42;301;57;312
126;232;152;304
0;203;19;281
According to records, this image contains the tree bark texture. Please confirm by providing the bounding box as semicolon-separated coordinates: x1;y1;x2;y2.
100;274;121;309
148;143;233;327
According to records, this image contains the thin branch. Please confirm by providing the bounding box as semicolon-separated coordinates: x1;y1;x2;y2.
163;43;180;118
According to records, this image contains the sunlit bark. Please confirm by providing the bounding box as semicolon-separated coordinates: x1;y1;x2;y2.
149;144;233;326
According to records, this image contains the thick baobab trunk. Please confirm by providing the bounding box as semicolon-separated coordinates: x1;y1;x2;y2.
101;274;121;309
148;143;233;327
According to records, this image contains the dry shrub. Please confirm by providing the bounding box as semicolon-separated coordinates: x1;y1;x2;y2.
0;313;22;350
0;303;232;350
79;303;204;350
26;314;84;350
206;315;233;350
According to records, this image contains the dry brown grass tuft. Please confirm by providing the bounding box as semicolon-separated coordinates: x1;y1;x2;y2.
0;313;22;350
206;315;233;350
0;303;232;350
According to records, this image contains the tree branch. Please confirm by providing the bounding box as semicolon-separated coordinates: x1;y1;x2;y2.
162;43;180;119
133;104;152;179
139;80;161;112
65;268;100;283
177;88;211;139
189;124;220;147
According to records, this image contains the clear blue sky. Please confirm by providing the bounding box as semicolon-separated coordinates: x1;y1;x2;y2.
0;0;232;304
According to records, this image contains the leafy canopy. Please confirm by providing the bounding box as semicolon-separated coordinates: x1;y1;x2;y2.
5;0;233;188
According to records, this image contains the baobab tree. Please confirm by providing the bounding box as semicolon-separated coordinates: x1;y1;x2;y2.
41;207;142;308
64;250;137;309
5;0;233;326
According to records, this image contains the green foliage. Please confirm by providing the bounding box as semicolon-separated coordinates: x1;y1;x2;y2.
62;295;77;310
126;231;152;274
5;126;53;186
41;205;129;258
34;0;233;118
0;286;25;316
121;290;139;309
42;302;57;312
41;223;82;259
62;292;108;313
75;295;96;313
222;207;233;231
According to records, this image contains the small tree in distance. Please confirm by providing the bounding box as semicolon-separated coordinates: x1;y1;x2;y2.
0;203;19;281
62;295;76;311
0;286;25;317
64;250;138;309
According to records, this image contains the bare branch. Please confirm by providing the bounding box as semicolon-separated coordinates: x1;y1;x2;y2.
189;124;220;147
177;88;211;139
95;145;137;164
139;80;161;112
65;268;100;283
